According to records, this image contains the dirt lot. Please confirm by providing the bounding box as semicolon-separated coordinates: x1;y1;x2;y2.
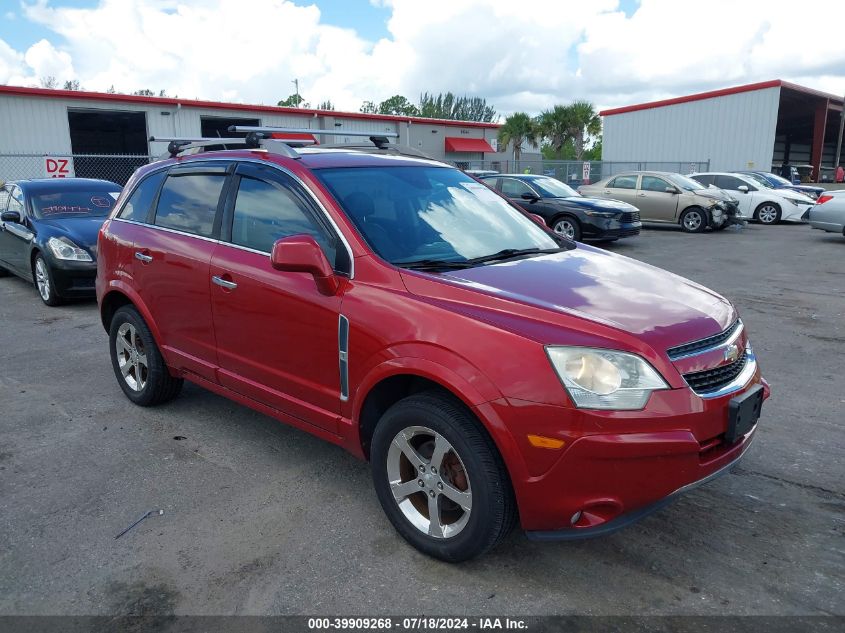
0;222;842;617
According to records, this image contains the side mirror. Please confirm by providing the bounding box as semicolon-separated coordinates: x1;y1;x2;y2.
1;210;21;223
270;234;339;295
664;186;679;194
520;192;539;202
737;185;749;193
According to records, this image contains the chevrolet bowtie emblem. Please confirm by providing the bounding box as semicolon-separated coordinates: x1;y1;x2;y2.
724;343;740;363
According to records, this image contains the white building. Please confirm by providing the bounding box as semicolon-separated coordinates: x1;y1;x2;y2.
601;80;844;181
0;85;533;183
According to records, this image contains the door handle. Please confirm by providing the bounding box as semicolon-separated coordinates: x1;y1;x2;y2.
637;193;646;197
212;275;237;290
134;251;153;263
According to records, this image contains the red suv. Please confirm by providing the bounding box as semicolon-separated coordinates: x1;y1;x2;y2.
97;134;769;561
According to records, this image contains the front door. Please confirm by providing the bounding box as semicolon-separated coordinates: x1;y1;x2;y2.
210;162;346;432
715;175;755;217
0;186;34;275
131;162;231;381
638;175;679;222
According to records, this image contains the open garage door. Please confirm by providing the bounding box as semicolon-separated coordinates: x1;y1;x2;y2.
201;116;260;150
67;109;149;185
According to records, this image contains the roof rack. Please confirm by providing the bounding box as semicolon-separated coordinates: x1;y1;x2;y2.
150;126;434;161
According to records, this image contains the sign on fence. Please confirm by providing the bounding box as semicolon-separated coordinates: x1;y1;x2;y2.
582;161;591;184
44;157;74;178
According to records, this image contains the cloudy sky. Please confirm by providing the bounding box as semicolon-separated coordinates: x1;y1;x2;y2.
1;0;844;117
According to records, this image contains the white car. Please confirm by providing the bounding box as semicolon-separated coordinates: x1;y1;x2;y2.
808;191;845;237
690;172;815;224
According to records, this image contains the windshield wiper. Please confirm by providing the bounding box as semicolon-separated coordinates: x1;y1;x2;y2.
462;247;565;265
393;258;473;271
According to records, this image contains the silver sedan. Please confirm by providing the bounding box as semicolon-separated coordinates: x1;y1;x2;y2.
808;191;845;237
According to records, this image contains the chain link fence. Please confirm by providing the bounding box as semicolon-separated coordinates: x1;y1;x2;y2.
0;153;156;186
455;159;711;187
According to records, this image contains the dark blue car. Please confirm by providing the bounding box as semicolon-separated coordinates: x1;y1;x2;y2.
480;174;641;242
0;178;121;306
737;171;825;201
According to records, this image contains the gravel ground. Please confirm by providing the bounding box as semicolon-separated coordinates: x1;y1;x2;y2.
0;221;842;617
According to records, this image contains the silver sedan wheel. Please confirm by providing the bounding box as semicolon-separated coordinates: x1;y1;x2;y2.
34;258;51;302
758;205;779;224
683;210;703;231
553;218;576;239
115;323;148;392
386;425;472;539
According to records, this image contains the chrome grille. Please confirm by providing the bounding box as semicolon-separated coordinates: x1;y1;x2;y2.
667;320;741;360
683;351;748;395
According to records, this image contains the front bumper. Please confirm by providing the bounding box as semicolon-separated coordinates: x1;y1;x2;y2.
583;218;642;241
782;203;813;222
49;258;97;298
476;367;769;534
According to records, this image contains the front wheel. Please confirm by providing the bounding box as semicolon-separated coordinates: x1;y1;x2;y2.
755;202;781;225
33;254;62;306
551;215;582;241
370;392;517;562
109;305;183;406
680;207;706;233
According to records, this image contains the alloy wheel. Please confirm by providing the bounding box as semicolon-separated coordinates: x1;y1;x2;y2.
553;218;576;240
758;205;778;224
35;258;50;302
386;425;472;539
683;210;703;231
115;323;148;391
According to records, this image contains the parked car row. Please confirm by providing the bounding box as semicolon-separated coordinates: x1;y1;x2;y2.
1;136;772;562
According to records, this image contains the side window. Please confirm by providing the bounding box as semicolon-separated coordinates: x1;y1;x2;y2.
7;187;25;216
715;175;748;191
641;176;670;192
500;178;534;197
154;171;227;237
231;174;337;264
0;187;10;212
479;177;498;190
609;175;637;189
693;174;714;187
118;170;167;223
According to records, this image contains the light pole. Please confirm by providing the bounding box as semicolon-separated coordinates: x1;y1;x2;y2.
292;79;300;108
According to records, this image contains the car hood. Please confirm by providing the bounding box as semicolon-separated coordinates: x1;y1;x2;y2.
555;196;637;212
401;245;735;352
697;187;733;201
37;216;107;252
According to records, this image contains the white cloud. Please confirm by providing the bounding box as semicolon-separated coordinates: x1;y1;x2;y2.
0;0;841;116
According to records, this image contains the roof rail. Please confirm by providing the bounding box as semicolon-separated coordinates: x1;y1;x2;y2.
228;126;399;141
148;135;299;159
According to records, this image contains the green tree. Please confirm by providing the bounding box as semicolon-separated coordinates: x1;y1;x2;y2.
133;89;155;96
277;93;307;108
566;100;601;160
62;79;81;91
417;92;496;122
317;100;335;111
498;112;539;161
359;100;377;113
40;76;57;89
538;105;573;157
106;85;116;94
377;95;419;116
583;135;602;161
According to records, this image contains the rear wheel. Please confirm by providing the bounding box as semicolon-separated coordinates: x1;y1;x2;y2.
370;392;517;562
755;202;781;225
551;215;582;241
33;254;62;306
680;207;706;233
109;305;183;406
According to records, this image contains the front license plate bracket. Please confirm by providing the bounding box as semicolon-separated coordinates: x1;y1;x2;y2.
726;384;764;443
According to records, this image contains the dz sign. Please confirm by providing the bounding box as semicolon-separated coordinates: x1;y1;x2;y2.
44;157;74;178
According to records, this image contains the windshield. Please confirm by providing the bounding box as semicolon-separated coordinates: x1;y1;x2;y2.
667;174;706;191
530;177;580;198
31;190;120;219
741;173;774;189
765;173;792;186
315;166;561;265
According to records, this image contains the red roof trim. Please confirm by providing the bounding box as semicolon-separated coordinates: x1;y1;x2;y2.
0;84;501;129
270;132;318;144
444;137;495;153
600;80;844;117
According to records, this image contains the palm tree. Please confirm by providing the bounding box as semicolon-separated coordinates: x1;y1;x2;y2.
498;112;539;162
538;105;573;158
566;101;601;161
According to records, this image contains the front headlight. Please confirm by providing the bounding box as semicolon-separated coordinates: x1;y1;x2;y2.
47;236;93;262
546;346;669;410
583;210;618;218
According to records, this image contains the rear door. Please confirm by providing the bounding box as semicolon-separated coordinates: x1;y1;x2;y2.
714;174;755;216
131;162;231;381
602;174;639;207
209;162;346;432
638;175;679;222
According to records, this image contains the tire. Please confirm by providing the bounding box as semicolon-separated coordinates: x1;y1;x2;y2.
551;215;582;241
754;202;781;225
680;207;707;233
33;254;62;306
370;391;517;562
109;305;183;406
